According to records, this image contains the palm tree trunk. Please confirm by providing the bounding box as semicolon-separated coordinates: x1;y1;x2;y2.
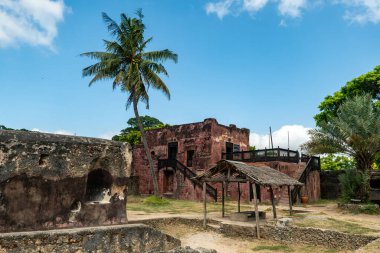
356;154;373;202
132;98;159;196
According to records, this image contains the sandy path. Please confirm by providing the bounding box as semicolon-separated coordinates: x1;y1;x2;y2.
181;232;249;253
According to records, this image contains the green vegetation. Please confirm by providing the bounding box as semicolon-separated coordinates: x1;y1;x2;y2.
128;196;252;214
81;10;177;196
0;125;29;131
303;94;380;201
112;116;165;145
252;245;293;252
338;169;369;202
321;154;355;171
143;196;170;206
0;125;13;130
293;215;377;235
356;204;380;215
314;65;380;127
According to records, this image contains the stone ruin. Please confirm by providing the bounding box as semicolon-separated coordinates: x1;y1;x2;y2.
0;130;133;232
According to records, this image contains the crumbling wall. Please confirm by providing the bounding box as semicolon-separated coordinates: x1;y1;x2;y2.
0;224;180;252
133;119;249;198
0;130;132;232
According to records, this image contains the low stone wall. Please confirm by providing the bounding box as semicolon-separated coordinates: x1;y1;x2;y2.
262;225;377;250
337;203;380;213
220;222;377;250
0;224;180;253
130;217;378;251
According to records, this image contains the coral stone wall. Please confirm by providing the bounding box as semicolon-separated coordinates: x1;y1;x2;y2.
133;118;249;199
0;130;132;232
0;224;180;253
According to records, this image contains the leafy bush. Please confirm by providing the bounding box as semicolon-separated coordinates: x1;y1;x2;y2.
358;204;380;215
338;169;369;203
143;196;170;206
321;154;355;170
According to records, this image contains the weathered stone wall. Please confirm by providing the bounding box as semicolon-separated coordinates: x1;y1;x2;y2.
133;118;249;199
133;217;378;251
0;130;133;232
0;224;180;253
220;223;377;250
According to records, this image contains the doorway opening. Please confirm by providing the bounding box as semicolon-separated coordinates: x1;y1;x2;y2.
163;170;175;193
226;142;233;160
85;169;113;202
168;142;178;160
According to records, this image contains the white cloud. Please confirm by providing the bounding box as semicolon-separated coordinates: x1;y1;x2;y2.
205;0;235;19
98;131;118;140
278;0;307;18
250;125;310;151
243;0;269;12
337;0;380;24
205;0;269;19
0;0;67;49
205;0;380;24
32;128;74;136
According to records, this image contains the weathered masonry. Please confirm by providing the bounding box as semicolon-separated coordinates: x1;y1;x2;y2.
132;118;250;200
0;130;133;232
132;118;321;203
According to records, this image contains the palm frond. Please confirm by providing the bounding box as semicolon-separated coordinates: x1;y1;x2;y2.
143;49;178;63
102;12;122;37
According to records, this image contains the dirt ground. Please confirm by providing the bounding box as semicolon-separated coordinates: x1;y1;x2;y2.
127;197;380;252
153;222;349;253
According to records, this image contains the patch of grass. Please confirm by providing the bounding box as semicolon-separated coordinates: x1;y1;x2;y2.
143;196;170;206
357;204;380;215
128;196;253;214
294;216;377;235
252;245;293;252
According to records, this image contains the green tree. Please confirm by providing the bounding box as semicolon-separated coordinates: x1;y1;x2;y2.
112;116;165;145
0;125;13;130
320;154;355;171
314;65;380;126
303;94;380;201
304;94;380;172
81;11;178;196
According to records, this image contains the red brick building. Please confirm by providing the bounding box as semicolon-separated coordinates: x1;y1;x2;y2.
132;118;320;203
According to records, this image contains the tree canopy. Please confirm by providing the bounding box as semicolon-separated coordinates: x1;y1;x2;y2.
0;125;13;130
112;116;165;145
303;94;380;173
0;125;29;131
320;154;355;171
314;65;380;126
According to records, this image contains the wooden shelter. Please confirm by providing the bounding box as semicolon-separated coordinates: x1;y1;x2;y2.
195;160;303;238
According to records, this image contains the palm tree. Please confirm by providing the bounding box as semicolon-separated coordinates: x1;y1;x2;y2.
81;11;178;196
303;94;380;173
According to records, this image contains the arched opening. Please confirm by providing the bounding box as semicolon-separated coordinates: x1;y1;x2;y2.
85;169;113;202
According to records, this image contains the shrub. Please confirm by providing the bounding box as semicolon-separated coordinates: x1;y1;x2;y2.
338;169;369;203
358;204;380;215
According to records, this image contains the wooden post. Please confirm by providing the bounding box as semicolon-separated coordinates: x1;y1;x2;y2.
252;182;260;239
269;186;277;219
222;181;225;218
238;182;241;213
203;182;207;228
288;185;293;216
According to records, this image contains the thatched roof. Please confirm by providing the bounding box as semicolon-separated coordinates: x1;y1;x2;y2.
196;160;303;187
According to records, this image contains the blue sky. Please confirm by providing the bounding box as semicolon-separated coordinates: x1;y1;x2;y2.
1;0;380;149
